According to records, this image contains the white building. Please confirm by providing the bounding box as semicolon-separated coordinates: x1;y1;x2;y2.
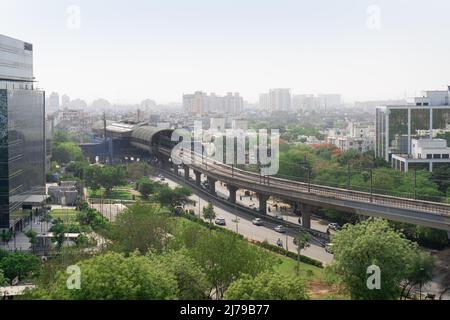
392;139;450;172
327;136;375;153
268;88;291;112
183;92;243;116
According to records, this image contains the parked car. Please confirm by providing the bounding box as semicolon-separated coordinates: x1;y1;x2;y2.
327;223;340;231
252;218;264;226
274;225;286;233
275;214;284;220
325;243;334;254
158;174;165;181
215;217;226;226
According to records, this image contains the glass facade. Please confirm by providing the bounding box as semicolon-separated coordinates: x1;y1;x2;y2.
376;105;450;161
0;88;45;228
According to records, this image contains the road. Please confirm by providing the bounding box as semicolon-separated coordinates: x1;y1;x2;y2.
182;168;333;234
156;173;334;264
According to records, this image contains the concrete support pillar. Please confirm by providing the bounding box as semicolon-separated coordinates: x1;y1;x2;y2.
183;165;190;181
299;203;312;229
194;170;202;186
257;193;269;214
429;162;433;172
227;185;238;204
207;177;216;195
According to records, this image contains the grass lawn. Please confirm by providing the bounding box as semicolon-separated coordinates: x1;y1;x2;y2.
88;188;135;200
50;209;79;224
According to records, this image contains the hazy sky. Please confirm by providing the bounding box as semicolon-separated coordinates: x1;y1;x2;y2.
2;0;450;104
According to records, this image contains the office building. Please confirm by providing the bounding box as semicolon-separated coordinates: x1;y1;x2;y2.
376;88;450;171
0;34;46;229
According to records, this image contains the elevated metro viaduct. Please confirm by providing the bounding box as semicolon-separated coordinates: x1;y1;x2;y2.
81;123;450;234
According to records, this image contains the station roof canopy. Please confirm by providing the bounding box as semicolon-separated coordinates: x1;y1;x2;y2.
131;126;173;144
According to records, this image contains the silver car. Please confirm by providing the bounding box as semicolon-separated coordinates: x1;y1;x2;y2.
274;225;286;233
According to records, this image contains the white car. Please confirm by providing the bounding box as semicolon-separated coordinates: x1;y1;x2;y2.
274;225;286;233
252;218;264;226
215;217;226;226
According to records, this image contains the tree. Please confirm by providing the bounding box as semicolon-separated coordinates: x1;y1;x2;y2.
225;271;309;300
52;142;84;164
65;161;89;179
126;162;154;180
49;219;66;251
84;165;126;195
0;269;9;286
137;178;158;200
149;250;210;300
112;203;173;254
154;185;192;208
202;202;216;226
97;166;127;195
1;230;12;245
0;252;41;281
400;250;434;299
31;252;178;300
181;227;275;299
294;234;310;276
329;218;432;300
25;230;38;253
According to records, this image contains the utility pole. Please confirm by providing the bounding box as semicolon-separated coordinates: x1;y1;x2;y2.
414;168;417;200
370;169;373;202
347;163;351;190
307;168;311;193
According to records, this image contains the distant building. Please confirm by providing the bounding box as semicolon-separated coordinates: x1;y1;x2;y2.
268;88;291;112
317;94;342;110
46;92;60;113
327;121;375;153
183;91;243;116
259;93;270;111
376;87;450;171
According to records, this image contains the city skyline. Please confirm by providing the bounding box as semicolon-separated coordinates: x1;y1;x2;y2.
2;0;450;104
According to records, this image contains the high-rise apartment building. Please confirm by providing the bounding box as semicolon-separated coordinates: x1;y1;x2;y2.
268;88;291;112
0;34;46;229
183;91;243;116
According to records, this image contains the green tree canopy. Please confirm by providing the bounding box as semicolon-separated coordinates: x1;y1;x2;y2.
148;250;210;300
225;271;309;300
0;252;41;281
330;218;434;300
179;224;275;299
52;142;84;164
112;203;173;254
31;252;178;300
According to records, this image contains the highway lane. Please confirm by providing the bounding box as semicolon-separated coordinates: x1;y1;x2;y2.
154;173;334;265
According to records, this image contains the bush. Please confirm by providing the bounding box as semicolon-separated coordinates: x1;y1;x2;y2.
253;240;323;268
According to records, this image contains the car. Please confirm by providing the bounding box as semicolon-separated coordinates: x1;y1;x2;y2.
275;214;284;220
327;223;340;231
325;243;334;254
215;217;226;226
252;218;264;226
274;225;286;233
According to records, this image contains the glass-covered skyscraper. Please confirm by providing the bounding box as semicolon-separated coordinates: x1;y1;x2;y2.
0;34;45;229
